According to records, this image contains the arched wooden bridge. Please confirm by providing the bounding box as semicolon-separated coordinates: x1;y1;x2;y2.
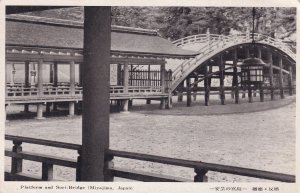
169;32;296;105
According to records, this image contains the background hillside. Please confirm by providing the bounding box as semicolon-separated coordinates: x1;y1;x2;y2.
23;6;296;41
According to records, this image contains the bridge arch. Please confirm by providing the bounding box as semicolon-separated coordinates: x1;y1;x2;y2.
170;33;296;105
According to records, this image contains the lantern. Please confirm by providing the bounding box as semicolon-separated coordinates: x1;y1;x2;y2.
241;57;265;85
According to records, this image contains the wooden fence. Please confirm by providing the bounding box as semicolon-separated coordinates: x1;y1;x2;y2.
5;135;295;182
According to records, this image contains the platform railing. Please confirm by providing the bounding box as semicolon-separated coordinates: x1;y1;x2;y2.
5;135;81;181
5;135;295;182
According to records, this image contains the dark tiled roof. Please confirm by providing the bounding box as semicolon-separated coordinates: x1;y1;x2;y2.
6;15;197;59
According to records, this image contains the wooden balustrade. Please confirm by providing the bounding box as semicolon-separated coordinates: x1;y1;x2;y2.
106;149;295;182
5;135;295;182
5;135;81;181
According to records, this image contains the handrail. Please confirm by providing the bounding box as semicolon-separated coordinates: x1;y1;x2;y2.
5;135;81;150
4;135;295;182
170;33;296;92
106;149;295;183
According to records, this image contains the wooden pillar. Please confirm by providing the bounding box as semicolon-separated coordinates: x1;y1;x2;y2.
79;63;83;86
288;66;293;96
70;61;76;95
122;63;129;112
177;81;184;102
219;55;225;105
259;83;264;102
49;63;54;84
53;62;58;87
36;104;44;119
186;77;192;107
117;64;122;85
25;61;30;87
268;50;274;100
204;63;209;106
245;47;250;58
160;63;166;109
146;99;151;104
24;61;30;112
248;85;253;103
81;7;111;181
46;103;51;114
193;77;198;101
148;64;151;86
38;59;44;96
233;49;239;104
257;47;262;59
208;65;212;101
278;55;284;99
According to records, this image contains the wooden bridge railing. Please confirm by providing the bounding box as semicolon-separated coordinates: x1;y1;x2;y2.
5;135;295;182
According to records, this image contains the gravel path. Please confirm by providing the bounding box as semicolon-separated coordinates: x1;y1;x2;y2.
5;96;296;182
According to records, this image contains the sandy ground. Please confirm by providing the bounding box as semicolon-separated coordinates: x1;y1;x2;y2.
5;94;296;182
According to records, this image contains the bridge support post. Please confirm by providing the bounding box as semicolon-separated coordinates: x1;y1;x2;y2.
219;55;225;105
160;63;167;109
177;82;184;102
278;55;284;99
186;77;192;107
259;83;264;102
288;66;293;96
248;85;253;103
233;49;239;104
268;50;274;100
257;47;262;59
193;77;198;101
146;99;151;104
46;103;51;114
204;63;209;106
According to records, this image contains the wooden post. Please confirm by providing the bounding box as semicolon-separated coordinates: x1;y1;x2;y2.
81;7;111;181
42;163;54;181
208;65;212;101
268;50;274;100
148;64;151;86
24;61;30;113
204;63;209;106
177;81;184;102
245;47;250;58
122;63;129;112
160;63;166;109
219;55;225;105
53;62;58;87
69;102;75;116
194;168;208;182
278;55;284;99
257;47;262;59
288;66;293;96
117;64;122;85
70;61;76;95
11;141;22;174
49;63;54;84
46;103;51;114
25;61;30;87
259;83;264;102
248;85;253;103
186;77;192;107
233;49;239;104
193;77;198;101
36;104;44;119
38;59;43;96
